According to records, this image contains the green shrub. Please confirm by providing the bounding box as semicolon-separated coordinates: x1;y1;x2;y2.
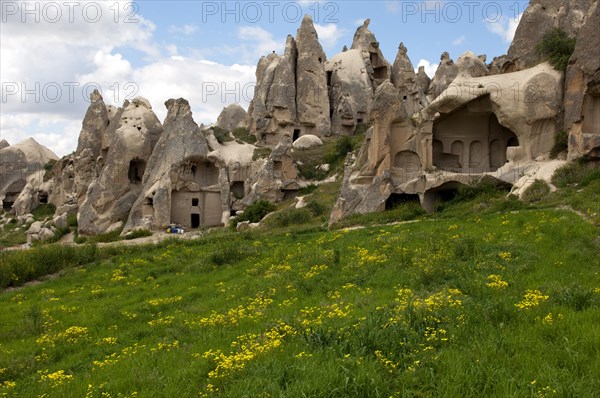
209;243;250;266
31;203;56;220
455;181;508;203
521;180;551;203
551;160;600;188
237;200;276;224
550;131;568;159
67;214;78;227
299;185;318;195
232;127;257;144
306;199;327;216
536;28;576;71
262;207;313;228
212;126;233;144
0;244;97;288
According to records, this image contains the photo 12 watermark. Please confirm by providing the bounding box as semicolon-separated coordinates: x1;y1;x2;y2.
1;82;140;104
1;1;140;23
199;1;339;24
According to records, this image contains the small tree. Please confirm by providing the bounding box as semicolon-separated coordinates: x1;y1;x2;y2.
536;28;576;71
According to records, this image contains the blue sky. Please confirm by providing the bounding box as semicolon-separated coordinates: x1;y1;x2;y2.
1;0;528;156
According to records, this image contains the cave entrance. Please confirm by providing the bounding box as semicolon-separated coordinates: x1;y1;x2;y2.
231;181;245;199
128;159;146;184
142;197;153;217
2;194;18;211
432;96;518;173
191;213;200;229
39;192;48;204
385;193;420;210
293;129;301;142
582;93;600;135
422;182;464;213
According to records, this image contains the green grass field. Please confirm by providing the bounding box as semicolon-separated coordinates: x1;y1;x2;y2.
1;206;599;397
1;161;599;397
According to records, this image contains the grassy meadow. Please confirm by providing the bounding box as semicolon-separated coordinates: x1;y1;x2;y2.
1;160;599;397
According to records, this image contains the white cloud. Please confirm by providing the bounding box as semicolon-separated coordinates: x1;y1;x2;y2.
168;24;198;35
314;23;345;50
0;1;263;156
354;18;366;26
487;13;522;43
452;35;465;46
237;26;284;62
415;59;438;78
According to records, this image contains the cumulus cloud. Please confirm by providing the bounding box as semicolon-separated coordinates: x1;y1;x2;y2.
487;13;522;43
1;0;260;156
236;26;284;62
314;23;345;50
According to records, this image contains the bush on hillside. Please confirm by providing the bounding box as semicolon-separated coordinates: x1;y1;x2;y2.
536;28;576;71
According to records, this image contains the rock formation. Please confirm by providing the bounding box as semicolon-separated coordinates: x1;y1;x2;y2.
295;15;331;137
351;19;392;89
78;97;163;235
0;138;57;215
73;90;110;206
391;42;428;116
330;62;564;224
242;134;300;204
247;37;297;146
325;49;373;135
0;139;9;150
505;0;594;71
427;52;459;101
123;98;230;233
564;1;600;159
215;104;248;132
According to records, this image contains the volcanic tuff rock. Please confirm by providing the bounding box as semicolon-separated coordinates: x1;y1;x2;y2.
564;0;600;159
0;138;58;215
78;97;163;235
122;98;230;233
295;15;331;137
325;49;373;135
506;0;594;71
73;89;111;206
351;19;392;89
242;134;299;204
391;42;428;116
247;36;297;146
330;62;564;224
215;104;248;132
427;52;459;101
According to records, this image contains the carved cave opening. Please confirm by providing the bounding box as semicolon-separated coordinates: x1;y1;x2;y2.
422;182;465;213
142;197;153;217
231;181;245;199
128;159;146;184
432;97;519;173
582;93;600;135
385;193;421;210
2;194;18;211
